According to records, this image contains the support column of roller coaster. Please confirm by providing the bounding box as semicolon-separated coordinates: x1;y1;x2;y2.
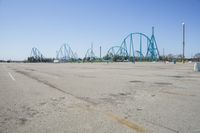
30;47;44;60
84;43;97;62
106;27;160;62
56;43;78;62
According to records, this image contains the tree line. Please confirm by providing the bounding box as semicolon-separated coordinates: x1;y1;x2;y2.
1;52;200;63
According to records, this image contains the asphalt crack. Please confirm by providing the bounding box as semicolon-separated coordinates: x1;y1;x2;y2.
15;70;97;105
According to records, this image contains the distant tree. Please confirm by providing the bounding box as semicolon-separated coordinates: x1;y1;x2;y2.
173;54;183;62
176;54;183;59
27;57;54;63
103;54;111;60
167;54;174;59
194;53;200;58
164;54;174;61
193;53;200;62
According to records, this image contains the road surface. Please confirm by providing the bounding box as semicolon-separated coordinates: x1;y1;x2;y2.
0;62;200;133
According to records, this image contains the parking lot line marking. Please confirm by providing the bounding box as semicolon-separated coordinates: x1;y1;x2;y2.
8;72;15;81
75;104;146;132
106;112;146;133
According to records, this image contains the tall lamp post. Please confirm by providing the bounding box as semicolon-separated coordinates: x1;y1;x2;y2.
182;22;185;63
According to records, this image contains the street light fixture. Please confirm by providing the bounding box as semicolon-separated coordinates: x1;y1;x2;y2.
182;22;185;63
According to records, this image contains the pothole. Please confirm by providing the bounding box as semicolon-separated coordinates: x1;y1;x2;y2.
154;82;172;85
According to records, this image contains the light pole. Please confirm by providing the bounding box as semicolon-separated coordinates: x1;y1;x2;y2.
182;22;185;63
100;46;101;59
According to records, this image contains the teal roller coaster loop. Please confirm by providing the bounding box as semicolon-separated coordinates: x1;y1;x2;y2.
107;27;160;62
106;46;128;62
84;44;97;61
84;48;96;60
56;43;77;62
121;32;152;63
30;47;44;60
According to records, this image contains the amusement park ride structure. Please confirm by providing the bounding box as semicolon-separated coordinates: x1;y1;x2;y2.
56;43;78;62
84;43;98;61
30;47;44;60
106;27;159;62
29;27;159;62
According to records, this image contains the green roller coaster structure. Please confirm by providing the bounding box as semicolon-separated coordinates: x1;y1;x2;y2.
28;27;159;63
56;43;78;62
106;27;159;62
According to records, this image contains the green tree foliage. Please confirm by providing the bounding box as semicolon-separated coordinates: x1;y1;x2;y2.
27;57;54;63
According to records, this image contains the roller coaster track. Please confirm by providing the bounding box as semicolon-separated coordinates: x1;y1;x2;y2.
107;27;160;62
56;44;77;62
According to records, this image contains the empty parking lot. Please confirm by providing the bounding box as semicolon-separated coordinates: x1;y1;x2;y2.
0;62;200;133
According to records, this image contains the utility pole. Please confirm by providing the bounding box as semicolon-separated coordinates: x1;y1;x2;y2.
163;48;165;57
182;23;185;63
100;46;101;58
91;43;93;61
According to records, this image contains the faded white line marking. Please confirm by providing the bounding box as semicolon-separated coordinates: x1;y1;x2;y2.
8;72;15;81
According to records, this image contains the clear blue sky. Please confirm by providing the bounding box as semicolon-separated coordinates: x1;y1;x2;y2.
0;0;199;60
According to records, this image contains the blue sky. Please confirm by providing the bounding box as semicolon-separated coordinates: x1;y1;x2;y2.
0;0;199;60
